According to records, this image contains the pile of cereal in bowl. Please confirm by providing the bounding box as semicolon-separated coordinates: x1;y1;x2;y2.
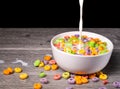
53;34;109;56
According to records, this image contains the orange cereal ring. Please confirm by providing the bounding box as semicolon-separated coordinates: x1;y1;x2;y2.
96;71;103;76
81;77;89;83
51;64;58;70
3;69;10;75
76;79;82;85
74;76;82;80
53;74;61;80
44;54;52;61
89;73;96;79
7;67;13;74
33;83;42;89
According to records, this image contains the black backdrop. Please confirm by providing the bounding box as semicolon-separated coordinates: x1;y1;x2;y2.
0;0;120;28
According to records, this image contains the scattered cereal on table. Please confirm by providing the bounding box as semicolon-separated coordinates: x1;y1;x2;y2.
39;62;45;67
14;67;22;73
49;60;56;65
51;64;58;70
62;72;70;79
34;59;41;67
102;80;109;85
53;74;61;80
67;78;75;84
89;73;96;79
112;81;120;88
39;72;46;78
19;73;29;80
65;86;73;89
91;77;99;82
33;83;42;89
3;67;14;75
99;74;108;80
44;54;52;61
98;86;107;89
40;78;49;84
44;65;51;71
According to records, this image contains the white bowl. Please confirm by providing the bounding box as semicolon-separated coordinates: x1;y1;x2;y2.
51;31;114;74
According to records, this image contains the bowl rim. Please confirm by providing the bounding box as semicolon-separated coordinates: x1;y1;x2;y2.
51;31;114;58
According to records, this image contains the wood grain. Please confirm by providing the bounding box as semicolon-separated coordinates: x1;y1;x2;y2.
0;28;120;89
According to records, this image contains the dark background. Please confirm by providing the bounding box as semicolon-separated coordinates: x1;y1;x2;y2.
0;0;120;28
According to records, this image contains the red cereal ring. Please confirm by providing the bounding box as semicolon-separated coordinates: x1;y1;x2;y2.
53;74;61;80
49;60;56;65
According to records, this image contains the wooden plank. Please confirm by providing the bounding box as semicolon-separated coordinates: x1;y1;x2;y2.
0;50;120;89
0;28;120;49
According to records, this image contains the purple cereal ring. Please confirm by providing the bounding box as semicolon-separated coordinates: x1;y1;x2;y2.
98;87;107;89
74;34;79;37
43;60;49;65
83;39;88;42
67;78;75;84
112;81;120;88
40;78;48;84
91;77;99;82
66;86;73;89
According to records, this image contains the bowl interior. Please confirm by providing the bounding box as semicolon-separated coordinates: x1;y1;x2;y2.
51;31;114;57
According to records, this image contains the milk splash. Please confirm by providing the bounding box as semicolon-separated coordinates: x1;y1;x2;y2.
0;60;5;64
79;0;84;49
12;58;28;66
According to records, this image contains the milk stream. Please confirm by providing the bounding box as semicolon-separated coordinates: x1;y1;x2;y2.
79;0;84;49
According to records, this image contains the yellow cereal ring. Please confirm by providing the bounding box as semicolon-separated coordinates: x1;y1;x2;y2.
44;65;51;71
19;73;28;80
99;74;108;80
51;64;58;70
39;62;45;67
14;67;22;73
78;49;85;54
98;46;104;51
62;72;70;79
33;83;42;89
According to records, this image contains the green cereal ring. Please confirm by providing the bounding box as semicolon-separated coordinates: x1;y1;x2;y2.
99;49;108;54
34;59;41;67
65;42;72;48
54;38;65;44
88;41;95;47
39;72;46;78
62;72;70;79
95;44;99;48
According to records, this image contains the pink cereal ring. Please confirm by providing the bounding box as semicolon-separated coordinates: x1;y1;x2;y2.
49;60;56;65
53;74;61;80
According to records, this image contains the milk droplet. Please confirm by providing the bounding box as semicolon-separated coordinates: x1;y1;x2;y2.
0;60;5;64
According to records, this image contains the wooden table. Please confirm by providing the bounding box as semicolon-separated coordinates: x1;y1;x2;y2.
0;28;120;89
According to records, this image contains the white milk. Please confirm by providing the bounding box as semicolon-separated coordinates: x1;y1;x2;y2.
79;0;84;49
0;60;5;64
12;58;28;66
